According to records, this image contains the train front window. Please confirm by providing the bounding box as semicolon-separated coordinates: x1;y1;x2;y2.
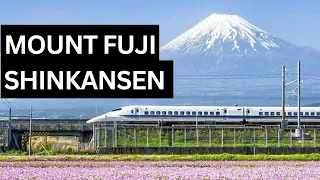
112;108;122;111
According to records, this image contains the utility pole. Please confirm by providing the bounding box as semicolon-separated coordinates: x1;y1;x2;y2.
281;65;286;128
29;107;32;156
8;108;12;148
296;61;301;137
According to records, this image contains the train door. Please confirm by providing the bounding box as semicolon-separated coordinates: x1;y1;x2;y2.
134;107;140;119
246;108;251;121
223;108;228;120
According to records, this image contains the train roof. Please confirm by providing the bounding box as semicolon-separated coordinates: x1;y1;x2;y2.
120;105;320;109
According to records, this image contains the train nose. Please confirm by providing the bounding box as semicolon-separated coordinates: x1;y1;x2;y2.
86;114;108;123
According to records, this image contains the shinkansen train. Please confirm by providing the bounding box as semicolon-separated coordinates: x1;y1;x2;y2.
86;105;320;125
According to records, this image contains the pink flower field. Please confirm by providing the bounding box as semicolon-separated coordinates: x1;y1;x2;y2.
0;161;320;179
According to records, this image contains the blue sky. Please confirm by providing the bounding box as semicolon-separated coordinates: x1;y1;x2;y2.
1;0;320;49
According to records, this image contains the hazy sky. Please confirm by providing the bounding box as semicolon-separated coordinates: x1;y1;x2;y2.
1;0;320;49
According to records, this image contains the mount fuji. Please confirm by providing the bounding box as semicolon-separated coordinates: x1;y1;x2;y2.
160;13;320;99
160;13;320;75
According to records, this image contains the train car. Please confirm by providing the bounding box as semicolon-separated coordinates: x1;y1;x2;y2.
86;105;320;125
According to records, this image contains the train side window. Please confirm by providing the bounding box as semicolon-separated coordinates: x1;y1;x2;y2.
198;112;202;116
305;112;309;116
265;112;269;116
247;110;250;114
224;110;227;113
180;111;184;115
174;111;179;115
204;112;208;115
156;111;161;115
271;112;275;116
144;111;149;115
150;111;155;115
276;112;280;116
259;112;263;116
210;112;214;115
186;111;191;115
317;112;320;116
192;111;196;115
288;112;292;116
131;110;134;114
162;111;166;115
300;112;303;116
216;112;220;115
311;112;315;116
168;111;173;115
294;112;297;116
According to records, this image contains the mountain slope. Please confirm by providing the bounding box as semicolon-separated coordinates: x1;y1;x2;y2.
161;13;297;56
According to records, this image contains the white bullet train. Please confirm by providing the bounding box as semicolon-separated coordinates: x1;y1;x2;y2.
86;105;320;125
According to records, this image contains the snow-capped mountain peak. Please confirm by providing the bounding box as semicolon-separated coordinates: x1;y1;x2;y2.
160;13;288;55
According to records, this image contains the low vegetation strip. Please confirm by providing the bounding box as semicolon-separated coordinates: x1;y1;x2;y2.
2;153;320;161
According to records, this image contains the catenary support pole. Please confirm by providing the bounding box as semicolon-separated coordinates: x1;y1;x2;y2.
297;61;301;136
7;108;11;148
282;65;286;128
29;107;32;156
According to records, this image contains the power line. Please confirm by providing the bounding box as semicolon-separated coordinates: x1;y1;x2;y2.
0;97;28;116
